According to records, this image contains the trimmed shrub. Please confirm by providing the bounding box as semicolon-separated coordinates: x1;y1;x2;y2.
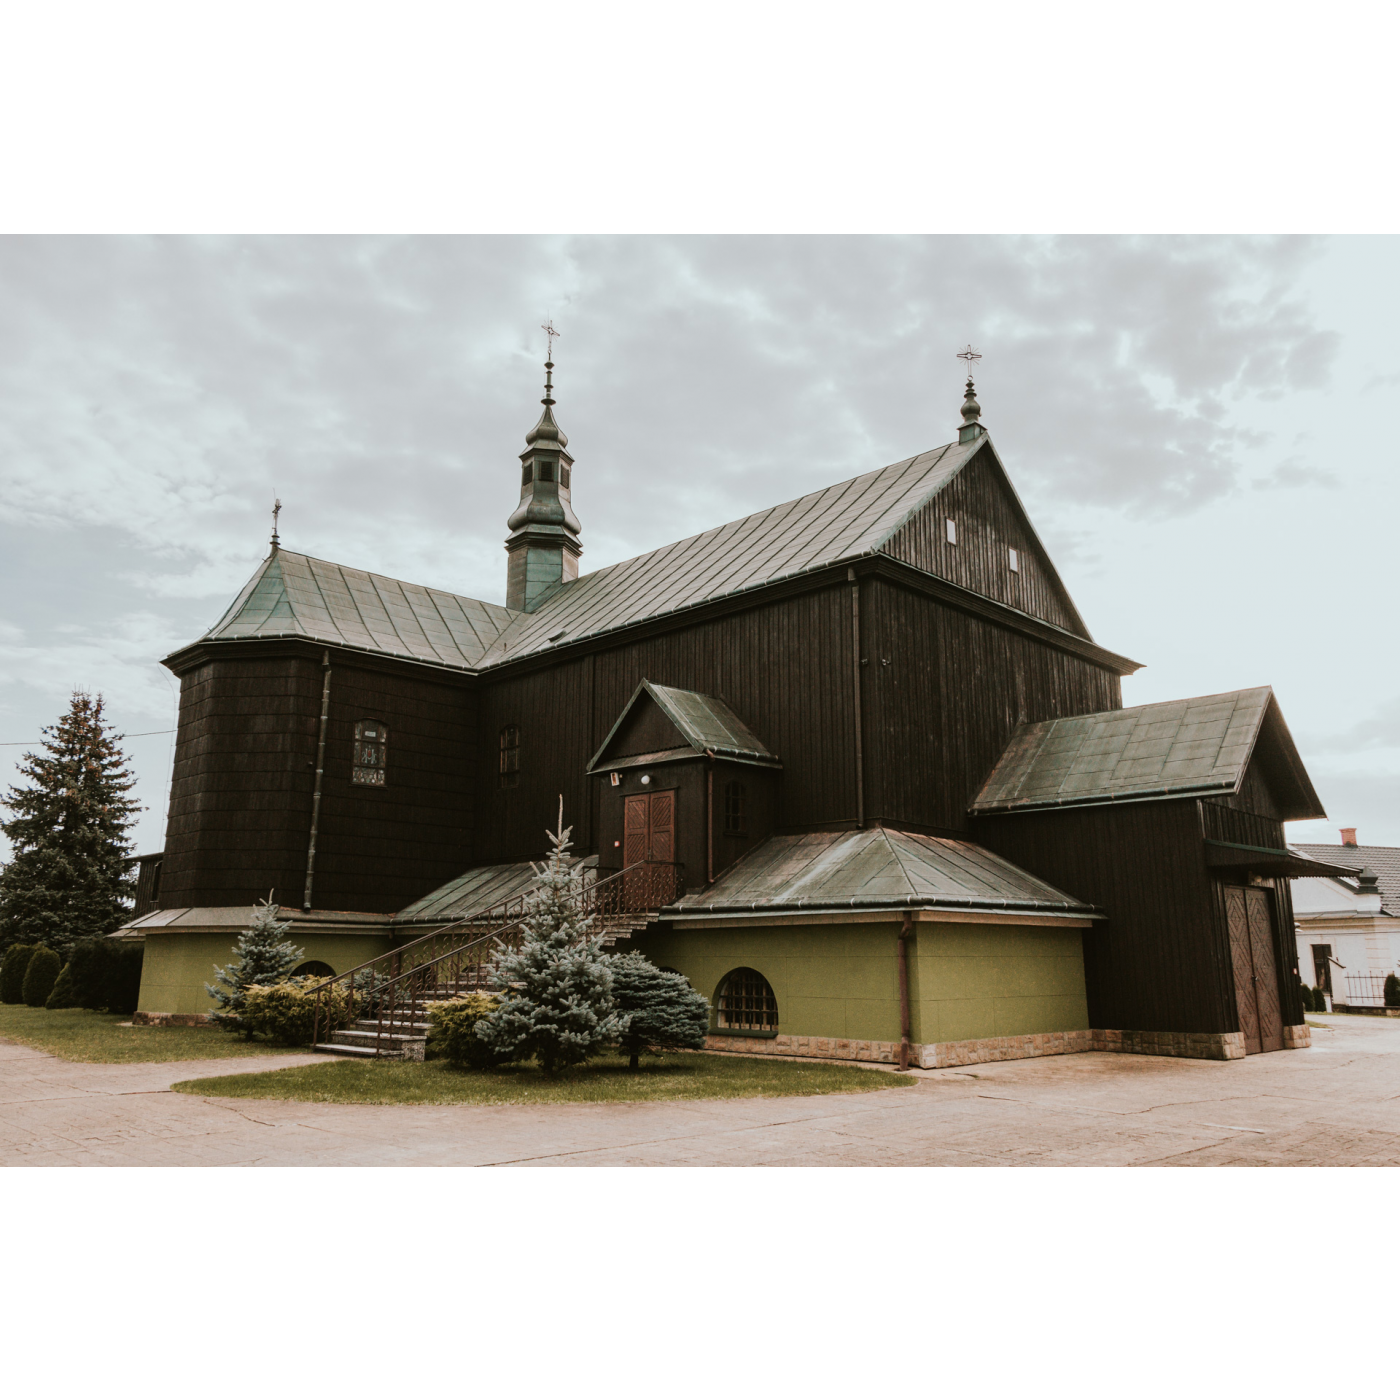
1385;973;1400;1008
609;953;711;1070
1314;986;1329;1011
22;947;62;1007
239;980;351;1046
427;994;503;1068
1298;984;1315;1013
40;938;144;1013
1;944;37;1003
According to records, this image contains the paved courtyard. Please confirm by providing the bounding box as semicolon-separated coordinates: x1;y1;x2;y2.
3;1013;1399;1166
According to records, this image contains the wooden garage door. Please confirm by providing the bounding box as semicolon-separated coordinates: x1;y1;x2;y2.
1225;885;1284;1054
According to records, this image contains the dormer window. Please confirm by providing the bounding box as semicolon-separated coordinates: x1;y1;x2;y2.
945;518;957;545
353;721;387;786
499;725;520;788
1008;547;1020;573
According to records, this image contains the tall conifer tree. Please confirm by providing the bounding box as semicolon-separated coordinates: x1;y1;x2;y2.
0;692;141;954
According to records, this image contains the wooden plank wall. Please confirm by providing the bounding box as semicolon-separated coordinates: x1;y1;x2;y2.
880;449;1086;635
160;650;476;914
159;654;323;910
863;578;1122;834
477;586;857;863
973;799;1236;1034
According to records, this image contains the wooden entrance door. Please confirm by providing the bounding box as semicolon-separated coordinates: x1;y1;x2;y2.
623;790;675;866
1224;885;1284;1054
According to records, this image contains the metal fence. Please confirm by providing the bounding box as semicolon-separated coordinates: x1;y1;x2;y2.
1342;972;1392;1008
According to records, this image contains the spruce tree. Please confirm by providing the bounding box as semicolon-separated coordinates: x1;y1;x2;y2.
475;816;620;1076
206;898;304;1035
609;953;711;1070
0;692;141;955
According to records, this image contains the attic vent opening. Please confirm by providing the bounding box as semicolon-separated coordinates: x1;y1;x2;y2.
945;518;957;545
538;461;555;482
560;464;571;489
1008;547;1019;573
521;463;533;487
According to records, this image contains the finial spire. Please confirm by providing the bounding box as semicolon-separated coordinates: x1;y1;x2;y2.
956;345;984;443
270;497;281;554
541;319;559;405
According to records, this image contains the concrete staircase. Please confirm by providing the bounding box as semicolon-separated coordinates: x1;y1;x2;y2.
311;916;655;1061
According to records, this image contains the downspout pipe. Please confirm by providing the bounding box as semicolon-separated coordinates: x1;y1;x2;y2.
848;566;865;830
302;650;332;913
705;749;716;885
896;911;914;1071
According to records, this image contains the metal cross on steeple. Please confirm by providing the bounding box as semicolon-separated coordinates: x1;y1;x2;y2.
957;344;982;367
271;496;282;553
541;319;560;363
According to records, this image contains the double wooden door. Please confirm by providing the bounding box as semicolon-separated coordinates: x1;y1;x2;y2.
623;789;675;866
1224;885;1283;1054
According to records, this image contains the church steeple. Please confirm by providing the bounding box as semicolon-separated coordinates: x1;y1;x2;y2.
505;345;582;612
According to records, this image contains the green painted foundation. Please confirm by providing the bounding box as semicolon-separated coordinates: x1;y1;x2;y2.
637;919;1090;1045
137;930;394;1016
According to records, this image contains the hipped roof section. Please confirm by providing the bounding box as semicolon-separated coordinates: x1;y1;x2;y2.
670;827;1096;917
587;680;780;773
183;434;1112;674
971;687;1326;821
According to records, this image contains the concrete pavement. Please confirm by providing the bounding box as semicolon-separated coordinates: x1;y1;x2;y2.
3;1012;1398;1166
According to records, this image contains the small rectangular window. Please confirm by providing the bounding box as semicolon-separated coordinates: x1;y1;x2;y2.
499;724;520;789
945;518;957;545
1008;547;1019;573
538;461;555;482
353;720;387;786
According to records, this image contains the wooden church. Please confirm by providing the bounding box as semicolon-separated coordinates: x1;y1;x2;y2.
124;361;1353;1067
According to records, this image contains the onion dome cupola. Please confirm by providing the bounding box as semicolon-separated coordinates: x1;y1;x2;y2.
958;376;984;444
505;356;582;612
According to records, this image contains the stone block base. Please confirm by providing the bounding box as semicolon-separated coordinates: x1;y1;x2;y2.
132;1011;213;1027
704;1024;1308;1068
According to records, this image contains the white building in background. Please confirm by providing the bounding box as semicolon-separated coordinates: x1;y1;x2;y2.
1291;830;1400;1009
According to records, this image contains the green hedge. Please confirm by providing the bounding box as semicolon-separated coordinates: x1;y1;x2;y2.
1;945;37;1004
22;948;62;1007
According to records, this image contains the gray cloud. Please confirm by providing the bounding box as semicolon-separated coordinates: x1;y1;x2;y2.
1303;698;1400;754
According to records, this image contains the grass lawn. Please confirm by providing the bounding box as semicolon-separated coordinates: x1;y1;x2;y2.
0;1003;301;1064
172;1051;919;1104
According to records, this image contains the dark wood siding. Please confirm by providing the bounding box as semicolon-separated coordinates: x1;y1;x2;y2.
881;448;1087;635
160;644;477;914
478;586;857;862
974;799;1236;1034
863;577;1121;835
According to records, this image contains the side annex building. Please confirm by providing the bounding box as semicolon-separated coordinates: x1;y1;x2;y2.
123;367;1351;1067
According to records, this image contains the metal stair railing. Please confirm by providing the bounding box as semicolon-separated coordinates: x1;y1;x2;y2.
309;859;685;1055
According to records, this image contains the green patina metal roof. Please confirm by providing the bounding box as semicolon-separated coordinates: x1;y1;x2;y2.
587;680;779;773
395;855;596;923
183;437;1001;672
671;827;1094;916
971;687;1282;814
197;549;516;670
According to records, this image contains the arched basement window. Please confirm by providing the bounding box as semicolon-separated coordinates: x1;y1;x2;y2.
723;780;747;836
499;724;521;788
716;968;778;1032
353;721;387;786
293;961;334;979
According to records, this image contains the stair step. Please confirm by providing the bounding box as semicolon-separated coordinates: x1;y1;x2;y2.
332;1029;428;1048
313;1042;380;1057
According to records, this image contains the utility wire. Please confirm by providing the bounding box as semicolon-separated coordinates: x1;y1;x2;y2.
0;728;176;747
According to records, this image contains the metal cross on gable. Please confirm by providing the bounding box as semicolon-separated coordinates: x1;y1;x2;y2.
541;319;560;362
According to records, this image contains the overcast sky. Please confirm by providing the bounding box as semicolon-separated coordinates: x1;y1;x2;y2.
1;235;1396;855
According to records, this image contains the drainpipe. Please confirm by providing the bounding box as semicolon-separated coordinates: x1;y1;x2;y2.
705;749;716;885
302;651;332;912
896;912;914;1071
848;567;865;829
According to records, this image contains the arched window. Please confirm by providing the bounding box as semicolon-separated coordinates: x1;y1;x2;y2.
499;724;521;788
353;720;387;786
716;968;778;1032
723;780;747;836
293;960;334;979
